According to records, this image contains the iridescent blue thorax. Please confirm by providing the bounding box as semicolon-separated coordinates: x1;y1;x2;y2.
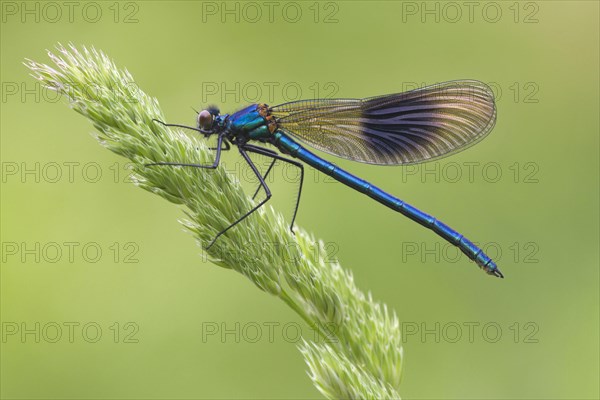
223;103;278;144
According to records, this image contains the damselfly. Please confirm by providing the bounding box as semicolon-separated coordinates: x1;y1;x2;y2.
149;80;502;278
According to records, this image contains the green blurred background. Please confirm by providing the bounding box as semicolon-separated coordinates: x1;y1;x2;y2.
1;1;598;399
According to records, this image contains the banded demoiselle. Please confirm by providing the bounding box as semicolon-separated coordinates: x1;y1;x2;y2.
149;80;502;278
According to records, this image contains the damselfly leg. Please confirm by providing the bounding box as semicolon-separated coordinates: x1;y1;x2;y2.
206;146;272;249
244;144;304;233
145;119;226;169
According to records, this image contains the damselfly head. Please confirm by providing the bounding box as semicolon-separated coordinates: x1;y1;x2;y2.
197;106;222;136
197;110;213;133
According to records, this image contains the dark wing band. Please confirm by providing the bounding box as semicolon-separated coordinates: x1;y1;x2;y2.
270;80;496;165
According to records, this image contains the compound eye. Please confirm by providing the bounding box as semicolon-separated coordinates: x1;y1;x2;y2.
198;110;213;131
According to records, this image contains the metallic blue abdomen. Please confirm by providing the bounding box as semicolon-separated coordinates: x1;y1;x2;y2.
273;131;500;277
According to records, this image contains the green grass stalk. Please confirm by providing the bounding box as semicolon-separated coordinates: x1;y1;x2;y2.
25;44;403;399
